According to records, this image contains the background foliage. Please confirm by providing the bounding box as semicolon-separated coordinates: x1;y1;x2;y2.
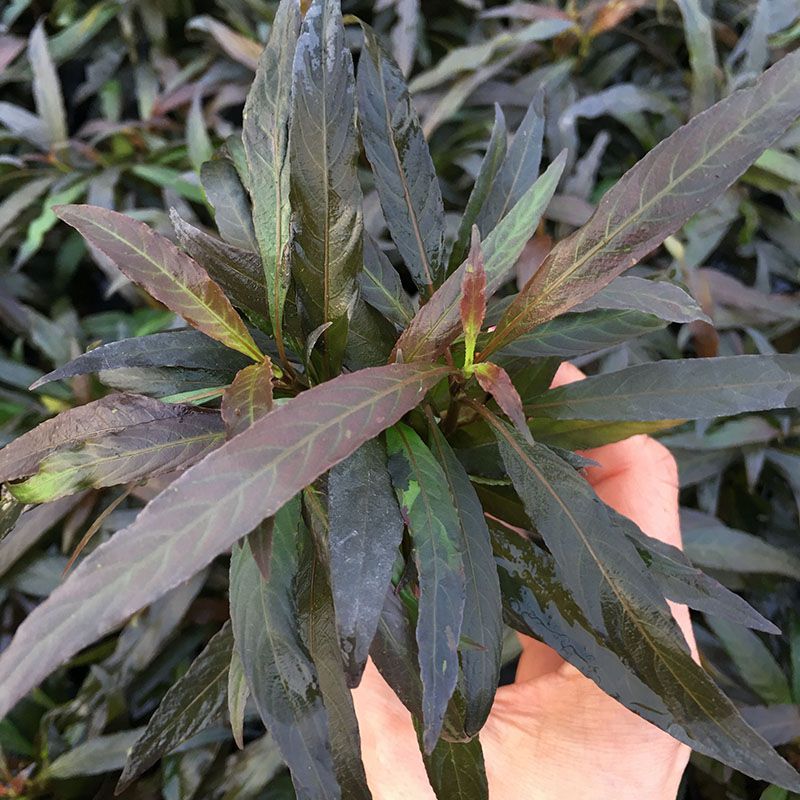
1;0;799;797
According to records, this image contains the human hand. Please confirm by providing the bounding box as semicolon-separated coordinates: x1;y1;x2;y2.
352;362;695;799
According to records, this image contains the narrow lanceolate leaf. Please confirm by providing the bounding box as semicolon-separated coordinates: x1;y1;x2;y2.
626;522;778;634
243;0;300;349
296;523;372;799
30;329;253;390
680;509;800;579
290;0;362;374
55;205;263;361
417;733;488;800
493;309;665;359
171;211;268;318
475;91;544;240
9;404;224;504
448;105;507;272
484;411;671;639
386;423;465;753
393;152;566;363
474;362;530;443
358;24;445;293
484;421;800;787
200;159;258;252
230;504;340;800
0;363;449;720
117;622;233;792
575;275;710;323
360;234;415;328
707;617;792;705
228;649;249;750
328;438;404;685
28;21;67;150
0;394;219;484
221;359;273;438
483;49;800;358
427;421;501;736
460;227;486;374
525;355;800;421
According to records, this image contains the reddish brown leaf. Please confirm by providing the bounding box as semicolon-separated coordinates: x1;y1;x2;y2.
55;205;263;362
474;362;531;443
0;394;211;484
482;49;800;358
0;362;451;720
221;360;274;438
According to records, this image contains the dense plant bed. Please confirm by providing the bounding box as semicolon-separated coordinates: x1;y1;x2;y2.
1;1;800;798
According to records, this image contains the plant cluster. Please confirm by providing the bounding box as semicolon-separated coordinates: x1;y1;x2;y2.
1;1;800;798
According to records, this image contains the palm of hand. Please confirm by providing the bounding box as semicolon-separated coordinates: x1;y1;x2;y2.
353;364;695;799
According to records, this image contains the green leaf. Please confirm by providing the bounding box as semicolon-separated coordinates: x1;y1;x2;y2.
394;152;566;362
358;24;445;293
28;20;67;150
230;502;340;800
228;648;249;750
707;617;792;705
328;438;404;685
475;91;544;240
386;423;465;752
525;356;800;421
289;0;362;375
130;165;205;204
0;494;86;579
448;104;507;272
674;0;718;115
171;211;268;319
187;92;214;172
627;523;779;634
296;513;372;799
117;622;233;792
200;158;258;252
416;725;488;800
47;728;145;779
221;360;274;438
243;0;300;355
0;362;449;720
56;205;263;362
427;420;502;736
680;509;800;579
360;234;416;328
484;49;800;357
7;399;224;504
490;524;800;790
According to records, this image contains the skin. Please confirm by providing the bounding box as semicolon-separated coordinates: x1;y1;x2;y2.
353;362;695;799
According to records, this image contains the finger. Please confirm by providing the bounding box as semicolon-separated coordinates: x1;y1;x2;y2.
352;661;434;799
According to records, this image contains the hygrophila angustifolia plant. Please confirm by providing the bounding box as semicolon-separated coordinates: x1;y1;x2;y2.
2;0;800;795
